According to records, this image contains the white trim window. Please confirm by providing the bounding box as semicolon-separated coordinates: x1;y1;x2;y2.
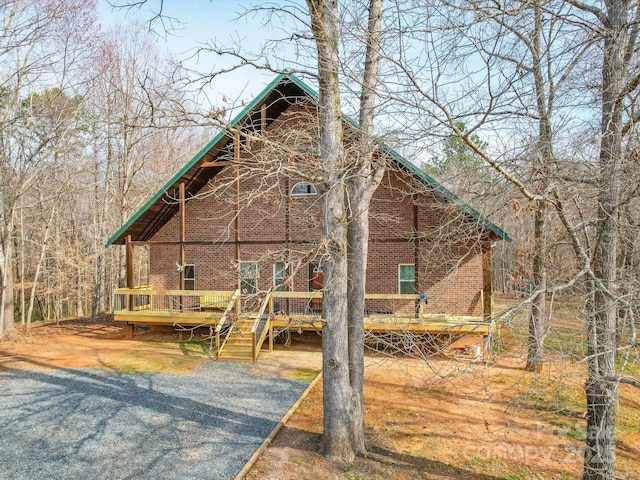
183;264;195;290
290;182;317;196
398;264;416;294
239;261;258;294
273;262;292;292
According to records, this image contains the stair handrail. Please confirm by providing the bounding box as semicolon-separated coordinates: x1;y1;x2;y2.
215;289;241;356
250;290;272;334
214;289;241;334
251;290;272;361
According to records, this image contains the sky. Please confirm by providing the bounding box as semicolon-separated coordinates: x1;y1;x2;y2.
93;1;478;163
97;0;305;107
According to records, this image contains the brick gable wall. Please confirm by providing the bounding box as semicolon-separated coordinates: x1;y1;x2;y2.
148;102;490;317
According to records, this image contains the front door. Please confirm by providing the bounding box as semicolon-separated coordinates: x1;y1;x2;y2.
308;263;323;312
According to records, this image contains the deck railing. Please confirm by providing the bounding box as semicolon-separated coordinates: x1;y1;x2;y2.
113;289;485;324
268;291;426;318
114;287;239;325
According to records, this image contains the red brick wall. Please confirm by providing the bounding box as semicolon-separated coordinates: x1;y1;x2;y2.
148;102;491;317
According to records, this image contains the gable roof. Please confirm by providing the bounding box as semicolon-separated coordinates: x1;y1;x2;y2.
106;73;510;246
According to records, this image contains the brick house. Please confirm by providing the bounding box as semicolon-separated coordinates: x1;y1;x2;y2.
106;74;509;353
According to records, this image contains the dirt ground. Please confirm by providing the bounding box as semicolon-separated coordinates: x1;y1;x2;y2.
1;318;638;480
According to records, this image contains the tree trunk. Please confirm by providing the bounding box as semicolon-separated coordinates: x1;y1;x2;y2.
346;200;368;454
19;202;25;326
0;231;16;338
321;181;352;461
76;265;84;318
526;202;548;372
346;0;384;455
27;204;56;329
91;253;103;321
307;0;354;462
583;1;625;477
526;3;551;372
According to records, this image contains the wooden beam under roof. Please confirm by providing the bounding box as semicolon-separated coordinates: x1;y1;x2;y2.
200;160;234;168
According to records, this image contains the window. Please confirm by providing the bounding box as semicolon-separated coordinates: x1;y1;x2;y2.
273;262;292;291
239;261;258;294
398;264;416;294
183;264;195;290
291;182;317;196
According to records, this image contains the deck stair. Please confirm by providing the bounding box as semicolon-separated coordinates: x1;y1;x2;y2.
217;317;256;362
216;291;274;362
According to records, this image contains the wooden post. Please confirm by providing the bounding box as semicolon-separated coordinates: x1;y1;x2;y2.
179;183;186;312
482;246;492;321
252;332;256;362
234;133;241;290
179;182;186;288
285;176;291;313
268;295;274;352
413;201;420;292
125;235;135;339
260;103;267;134
126;235;134;290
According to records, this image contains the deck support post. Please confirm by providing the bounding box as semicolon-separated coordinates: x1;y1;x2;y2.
251;332;256;362
125;322;134;339
125;236;135;338
482;245;492;321
413;201;420;293
269;295;274;352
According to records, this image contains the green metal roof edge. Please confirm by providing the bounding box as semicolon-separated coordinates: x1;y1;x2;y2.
105;72;292;247
381;144;512;242
106;72;510;247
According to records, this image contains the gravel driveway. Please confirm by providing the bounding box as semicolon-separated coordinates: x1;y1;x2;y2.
0;361;310;480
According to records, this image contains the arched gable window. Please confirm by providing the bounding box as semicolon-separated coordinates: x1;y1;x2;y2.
290;182;317;197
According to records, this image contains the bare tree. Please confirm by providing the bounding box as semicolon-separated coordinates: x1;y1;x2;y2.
369;1;638;478
445;0;593;371
0;0;99;336
80;24;201;317
305;0;356;460
342;0;385;455
564;1;639;477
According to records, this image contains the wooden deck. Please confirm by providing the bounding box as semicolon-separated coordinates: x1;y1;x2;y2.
271;314;492;335
113;288;495;361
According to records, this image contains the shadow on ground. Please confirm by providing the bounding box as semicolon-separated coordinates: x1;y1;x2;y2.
0;358;309;480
